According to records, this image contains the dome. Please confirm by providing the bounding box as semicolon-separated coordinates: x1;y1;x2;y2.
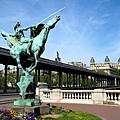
90;56;95;64
118;58;120;63
105;56;110;63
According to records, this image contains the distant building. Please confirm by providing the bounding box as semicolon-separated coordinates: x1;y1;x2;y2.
68;59;86;68
89;56;120;75
68;56;120;75
0;66;19;76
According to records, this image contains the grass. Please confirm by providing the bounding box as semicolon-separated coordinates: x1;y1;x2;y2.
42;106;102;120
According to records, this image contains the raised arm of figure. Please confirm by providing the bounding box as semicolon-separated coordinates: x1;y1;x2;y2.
18;26;31;31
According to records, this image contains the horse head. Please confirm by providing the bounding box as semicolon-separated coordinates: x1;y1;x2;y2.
55;15;60;21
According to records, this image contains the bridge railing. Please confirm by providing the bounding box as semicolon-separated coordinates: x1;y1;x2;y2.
61;90;93;104
38;88;120;105
104;90;120;104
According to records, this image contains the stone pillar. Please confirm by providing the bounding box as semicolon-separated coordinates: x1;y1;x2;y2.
50;89;61;102
38;68;40;82
114;77;117;86
35;68;38;82
92;89;106;104
69;73;72;88
4;64;7;93
81;75;85;87
73;73;75;88
48;70;52;89
16;66;19;92
66;73;69;87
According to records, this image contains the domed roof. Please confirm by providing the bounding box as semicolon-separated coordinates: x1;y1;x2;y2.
118;58;120;63
105;56;110;63
90;56;95;64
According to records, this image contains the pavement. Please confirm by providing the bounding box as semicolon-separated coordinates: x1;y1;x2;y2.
0;91;19;104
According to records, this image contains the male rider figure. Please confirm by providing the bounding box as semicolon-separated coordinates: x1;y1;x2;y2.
13;22;33;55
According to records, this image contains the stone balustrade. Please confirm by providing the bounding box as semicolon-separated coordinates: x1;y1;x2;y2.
104;90;120;104
37;88;120;105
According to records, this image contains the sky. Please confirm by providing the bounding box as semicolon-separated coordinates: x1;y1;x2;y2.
0;0;120;69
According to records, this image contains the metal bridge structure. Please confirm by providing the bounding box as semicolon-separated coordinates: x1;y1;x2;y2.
0;47;120;93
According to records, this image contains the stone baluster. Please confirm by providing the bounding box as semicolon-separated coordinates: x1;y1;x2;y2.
107;93;110;101
66;92;69;99
62;92;65;99
81;93;83;100
68;93;70;99
86;92;88;100
114;93;117;101
78;93;79;99
89;93;92;100
47;92;50;99
70;93;71;99
73;93;75;99
75;93;77;99
83;92;86;100
72;93;74;99
111;93;113;101
118;93;120;101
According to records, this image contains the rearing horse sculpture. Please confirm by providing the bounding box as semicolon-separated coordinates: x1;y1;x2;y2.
1;16;60;75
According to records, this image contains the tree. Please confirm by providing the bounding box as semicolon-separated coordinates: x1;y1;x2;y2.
7;72;16;88
0;76;4;89
97;69;107;74
51;72;58;86
40;74;48;82
62;73;67;86
116;69;120;76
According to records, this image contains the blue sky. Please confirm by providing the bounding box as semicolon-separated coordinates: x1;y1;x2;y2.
0;0;120;69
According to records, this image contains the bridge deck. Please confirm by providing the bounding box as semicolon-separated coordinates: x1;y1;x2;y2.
0;47;118;78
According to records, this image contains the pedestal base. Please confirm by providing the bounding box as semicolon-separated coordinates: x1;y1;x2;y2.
14;98;41;106
11;104;50;115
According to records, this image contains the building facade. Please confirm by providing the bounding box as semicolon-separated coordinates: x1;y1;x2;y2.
89;56;120;75
68;59;87;68
68;56;120;75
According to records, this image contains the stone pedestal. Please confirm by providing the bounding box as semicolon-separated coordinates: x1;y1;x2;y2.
11;104;50;115
14;75;40;106
14;98;40;106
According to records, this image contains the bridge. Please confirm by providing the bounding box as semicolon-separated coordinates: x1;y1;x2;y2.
0;47;120;93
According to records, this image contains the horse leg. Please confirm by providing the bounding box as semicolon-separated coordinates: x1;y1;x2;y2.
16;56;29;76
27;51;39;73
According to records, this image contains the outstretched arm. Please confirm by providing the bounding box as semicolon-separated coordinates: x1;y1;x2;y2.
18;25;36;32
19;26;31;31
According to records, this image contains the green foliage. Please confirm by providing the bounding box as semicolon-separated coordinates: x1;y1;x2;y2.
62;73;67;86
40;74;49;83
97;69;107;74
52;73;59;86
7;72;16;88
44;107;101;120
50;111;101;120
39;72;59;86
116;69;120;76
84;78;94;87
0;76;4;89
45;117;55;120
